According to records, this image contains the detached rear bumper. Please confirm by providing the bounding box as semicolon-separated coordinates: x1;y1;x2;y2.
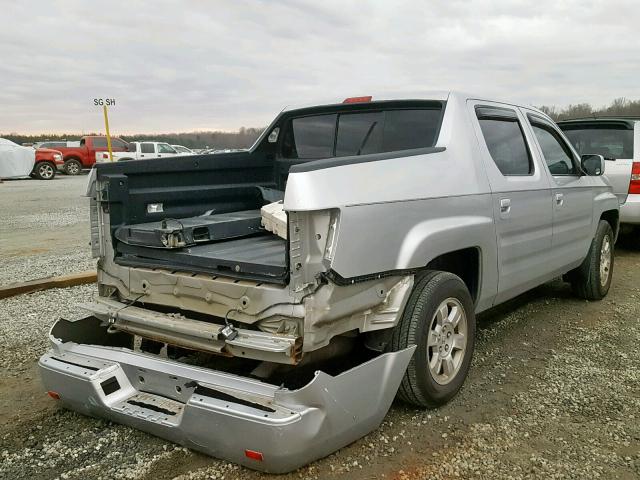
39;317;414;473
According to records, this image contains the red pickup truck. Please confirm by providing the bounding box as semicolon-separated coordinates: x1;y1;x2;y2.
57;135;129;174
31;148;65;180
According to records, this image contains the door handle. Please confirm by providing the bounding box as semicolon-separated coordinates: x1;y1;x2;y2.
500;198;511;214
555;193;564;206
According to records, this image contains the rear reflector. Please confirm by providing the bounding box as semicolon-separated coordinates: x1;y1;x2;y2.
630;162;640;194
245;449;264;461
47;391;60;400
343;96;372;104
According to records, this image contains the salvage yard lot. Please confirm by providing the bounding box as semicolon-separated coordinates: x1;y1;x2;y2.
1;176;639;479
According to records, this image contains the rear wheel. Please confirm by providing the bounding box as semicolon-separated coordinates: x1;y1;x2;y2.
34;161;56;180
568;220;614;300
65;159;82;175
388;271;476;408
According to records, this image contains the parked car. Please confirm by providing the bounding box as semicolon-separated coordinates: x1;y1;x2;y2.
558;117;639;237
171;144;195;155
96;141;182;162
0;138;35;178
56;135;129;174
31;148;64;180
40;92;618;473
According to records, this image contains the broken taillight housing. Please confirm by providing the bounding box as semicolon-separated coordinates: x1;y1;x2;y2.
629;162;640;194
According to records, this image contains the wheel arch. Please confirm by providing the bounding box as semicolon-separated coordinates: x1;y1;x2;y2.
600;209;620;242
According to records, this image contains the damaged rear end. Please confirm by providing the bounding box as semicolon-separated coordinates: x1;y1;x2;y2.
38;109;427;471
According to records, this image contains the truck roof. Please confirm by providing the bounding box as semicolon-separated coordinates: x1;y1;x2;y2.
557;117;639;129
280;91;547;115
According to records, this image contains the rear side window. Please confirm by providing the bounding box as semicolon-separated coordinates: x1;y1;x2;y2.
561;126;634;159
141;143;155;154
477;113;532;175
282;106;443;159
92;137;107;148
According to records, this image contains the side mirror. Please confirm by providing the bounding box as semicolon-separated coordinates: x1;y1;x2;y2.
581;154;605;176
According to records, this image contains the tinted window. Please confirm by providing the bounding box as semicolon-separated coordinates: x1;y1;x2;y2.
478;118;532;175
282;114;336;159
531;124;577;175
92;137;107;148
562;127;634;159
383;109;440;152
336;112;383;156
283;107;442;159
141;143;155;154
110;138;127;149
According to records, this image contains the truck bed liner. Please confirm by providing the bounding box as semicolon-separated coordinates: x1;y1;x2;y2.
116;234;288;282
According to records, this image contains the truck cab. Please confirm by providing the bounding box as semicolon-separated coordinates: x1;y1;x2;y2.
58;135;129;174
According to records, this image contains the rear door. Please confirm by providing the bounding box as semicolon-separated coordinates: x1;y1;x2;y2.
560;121;635;204
525;112;594;271
140;142;156;159
469;101;554;304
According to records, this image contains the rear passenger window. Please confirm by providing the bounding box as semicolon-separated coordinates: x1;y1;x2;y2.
477;113;532;175
141;143;155;154
530;122;577;175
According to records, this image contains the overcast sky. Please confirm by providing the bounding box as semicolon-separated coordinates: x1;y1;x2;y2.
1;0;638;134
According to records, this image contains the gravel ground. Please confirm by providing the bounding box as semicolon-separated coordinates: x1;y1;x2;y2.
0;175;93;284
1;177;639;479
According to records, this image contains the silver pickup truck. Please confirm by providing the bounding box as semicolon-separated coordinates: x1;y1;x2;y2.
39;92;619;473
558;117;640;239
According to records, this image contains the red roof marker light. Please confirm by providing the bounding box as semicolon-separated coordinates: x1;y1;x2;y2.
343;96;372;104
47;391;61;400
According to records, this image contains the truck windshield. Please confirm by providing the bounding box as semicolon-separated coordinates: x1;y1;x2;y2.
562;126;634;159
282;105;442;159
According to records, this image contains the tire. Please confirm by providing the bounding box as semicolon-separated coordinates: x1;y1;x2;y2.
387;271;476;408
33;161;56;180
568;220;614;300
65;159;82;175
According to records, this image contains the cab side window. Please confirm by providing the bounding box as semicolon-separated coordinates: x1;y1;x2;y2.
476;107;532;176
529;118;577;175
141;143;155;154
157;143;177;154
92;137;108;148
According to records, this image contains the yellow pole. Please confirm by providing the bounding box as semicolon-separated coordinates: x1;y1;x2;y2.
103;105;114;162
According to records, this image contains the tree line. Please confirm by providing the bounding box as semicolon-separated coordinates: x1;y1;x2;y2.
539;97;640;121
3;98;639;147
3;127;265;150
